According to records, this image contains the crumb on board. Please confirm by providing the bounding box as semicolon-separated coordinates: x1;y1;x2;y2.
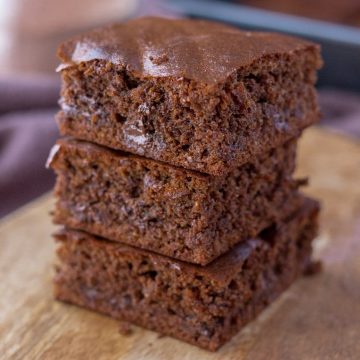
304;260;323;276
118;321;133;336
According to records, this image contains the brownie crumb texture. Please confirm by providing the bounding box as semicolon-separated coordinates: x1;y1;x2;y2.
50;137;303;265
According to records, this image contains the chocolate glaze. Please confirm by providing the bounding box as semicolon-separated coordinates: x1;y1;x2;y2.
57;16;318;84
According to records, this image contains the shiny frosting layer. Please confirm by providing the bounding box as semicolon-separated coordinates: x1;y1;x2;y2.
57;17;317;84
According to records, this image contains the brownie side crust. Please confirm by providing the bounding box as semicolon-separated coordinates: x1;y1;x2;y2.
56;17;322;175
54;198;319;351
49;137;304;265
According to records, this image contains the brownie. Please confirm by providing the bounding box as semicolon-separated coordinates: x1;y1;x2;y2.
48;137;304;265
56;17;322;175
54;198;319;351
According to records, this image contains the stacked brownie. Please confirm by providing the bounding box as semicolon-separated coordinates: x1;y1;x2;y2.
48;17;322;351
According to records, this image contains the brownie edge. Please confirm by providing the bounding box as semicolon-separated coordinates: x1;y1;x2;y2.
54;198;319;351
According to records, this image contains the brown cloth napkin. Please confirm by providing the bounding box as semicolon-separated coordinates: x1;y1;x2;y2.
0;76;59;218
0;75;359;218
319;89;360;138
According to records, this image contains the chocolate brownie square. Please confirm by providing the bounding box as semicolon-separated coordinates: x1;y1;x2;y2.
54;198;319;351
48;137;304;265
56;17;322;175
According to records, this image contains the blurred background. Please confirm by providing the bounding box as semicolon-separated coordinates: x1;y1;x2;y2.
0;0;359;218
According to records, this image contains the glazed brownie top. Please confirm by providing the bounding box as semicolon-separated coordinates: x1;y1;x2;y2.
57;17;320;84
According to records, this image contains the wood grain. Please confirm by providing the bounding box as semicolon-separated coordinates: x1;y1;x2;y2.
1;127;359;360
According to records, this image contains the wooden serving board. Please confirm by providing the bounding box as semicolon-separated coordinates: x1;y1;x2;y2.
1;127;360;360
